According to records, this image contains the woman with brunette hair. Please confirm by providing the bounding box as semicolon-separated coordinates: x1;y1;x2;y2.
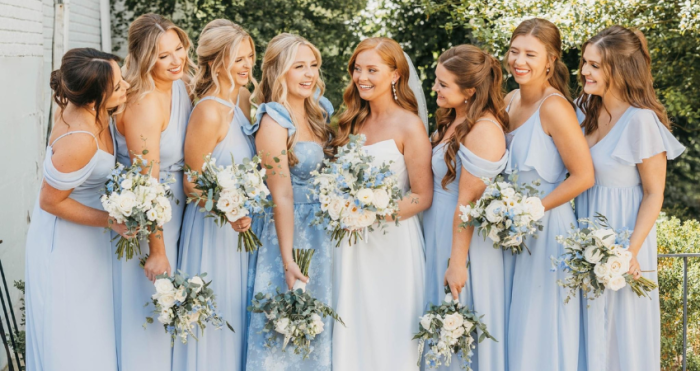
332;37;432;371
425;44;509;371
25;47;129;371
576;26;684;371
173;19;256;371
502;18;594;370
113;13;194;371
244;33;335;370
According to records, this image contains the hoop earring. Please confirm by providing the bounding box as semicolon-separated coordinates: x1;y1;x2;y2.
392;81;397;101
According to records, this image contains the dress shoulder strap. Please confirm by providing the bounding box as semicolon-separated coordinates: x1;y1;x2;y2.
537;93;567;110
475;118;504;133
50;130;99;149
506;90;519;111
196;96;234;109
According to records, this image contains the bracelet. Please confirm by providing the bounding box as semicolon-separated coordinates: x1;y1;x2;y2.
283;261;289;272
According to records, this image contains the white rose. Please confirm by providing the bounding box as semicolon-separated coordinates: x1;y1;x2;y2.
146;208;158;221
372;189;390;209
357;210;377;228
591;228;616;248
607;275;627;291
246;172;261;187
158;293;176;309
217;170;237;190
310;313;325;335
188;276;204;293
174;286;187;302
583;246;604;264
156;196;170;209
116;191;137;216
523;197;545;221
593;262;610;278
484;200;506;223
120;178;133;190
420;314;433;332
437;341;447;351
441;312;464;331
327;198;344;221
217;192;236;213
488;227;501;243
452;326;465;339
225;207;249;223
606;256;627;276
463;320;474;333
356;188;374;205
154;278;175;295
275;317;291;335
501;187;515;198
157;309;173;324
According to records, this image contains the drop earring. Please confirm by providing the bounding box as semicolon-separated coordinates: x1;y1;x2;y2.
392;81;397;101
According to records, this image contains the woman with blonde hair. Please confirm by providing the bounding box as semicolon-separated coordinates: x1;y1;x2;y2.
502;18;594;370
112;13;194;371
172;19;256;371
576;25;684;371
426;44;509;371
331;37;432;371
245;33;335;370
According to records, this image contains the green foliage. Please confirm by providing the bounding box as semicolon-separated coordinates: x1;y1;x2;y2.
112;0;367;107
5;280;26;370
656;216;700;370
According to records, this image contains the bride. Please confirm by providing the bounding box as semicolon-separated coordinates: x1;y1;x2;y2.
332;37;432;371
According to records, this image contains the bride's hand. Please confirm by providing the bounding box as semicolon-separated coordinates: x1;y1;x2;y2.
230;216;252;233
444;264;468;301
284;261;308;290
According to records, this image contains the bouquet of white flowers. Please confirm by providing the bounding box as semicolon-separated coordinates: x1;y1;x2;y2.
102;154;174;261
414;287;495;370
248;249;345;359
144;271;233;345
310;134;402;246
185;154;273;252
553;213;658;303
459;173;544;255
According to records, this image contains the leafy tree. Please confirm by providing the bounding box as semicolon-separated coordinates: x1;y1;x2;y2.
112;0;367;107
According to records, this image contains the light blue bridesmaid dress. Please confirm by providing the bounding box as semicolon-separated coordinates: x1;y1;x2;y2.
422;119;508;371
172;95;255;371
503;91;581;371
575;107;684;371
112;79;191;371
25;126;117;371
245;98;335;370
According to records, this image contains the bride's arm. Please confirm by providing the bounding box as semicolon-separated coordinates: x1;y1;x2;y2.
392;116;433;220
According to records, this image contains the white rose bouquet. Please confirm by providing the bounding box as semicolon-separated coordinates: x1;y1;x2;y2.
310;134;402;246
144;271;234;345
248;249;345;359
414;287;495;370
185;154;273;252
102;153;175;261
459;173;544;255
553;213;658;303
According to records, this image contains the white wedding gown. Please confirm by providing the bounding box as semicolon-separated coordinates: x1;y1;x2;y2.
333;139;426;371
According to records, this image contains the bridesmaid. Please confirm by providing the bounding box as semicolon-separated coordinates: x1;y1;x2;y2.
24;48;129;371
113;13;193;371
172;19;256;371
245;33;336;370
502;18;594;371
427;45;509;371
332;37;432;371
576;26;684;371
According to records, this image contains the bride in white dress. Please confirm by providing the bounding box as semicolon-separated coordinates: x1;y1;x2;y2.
332;37;432;371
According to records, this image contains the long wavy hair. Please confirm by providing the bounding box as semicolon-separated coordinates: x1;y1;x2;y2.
506;18;574;108
122;13;195;104
252;33;334;166
191;19;257;103
332;37;418;148
50;48;121;133
577;25;670;133
432;45;508;189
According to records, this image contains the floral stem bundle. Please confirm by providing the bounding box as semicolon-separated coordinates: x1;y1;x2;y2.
459;172;544;255
414;286;495;370
553;213;658;303
310;134;402;247
102;153;175;261
144;271;233;346
248;248;344;359
185;154;272;252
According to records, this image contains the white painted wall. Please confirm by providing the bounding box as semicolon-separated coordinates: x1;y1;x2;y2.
0;0;108;368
